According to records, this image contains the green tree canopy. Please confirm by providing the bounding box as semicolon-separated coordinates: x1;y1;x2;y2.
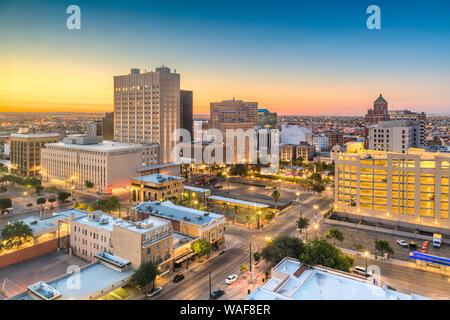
36;197;46;206
192;238;212;258
88;196;121;213
1;221;33;250
325;227;344;243
0;198;12;214
375;240;394;258
299;238;354;272
131;261;160;290
296;217;310;235
261;235;305;265
57;191;72;202
85;180;94;189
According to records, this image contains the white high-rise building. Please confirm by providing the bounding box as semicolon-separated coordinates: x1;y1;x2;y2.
367;120;420;153
312;135;329;152
280;124;311;145
114;66;180;164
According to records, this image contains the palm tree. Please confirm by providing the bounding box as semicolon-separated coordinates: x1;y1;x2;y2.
271;189;280;212
296;217;310;235
222;202;229;218
233;205;240;223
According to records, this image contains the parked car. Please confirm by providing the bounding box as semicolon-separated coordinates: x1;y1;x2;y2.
225;274;238;285
213;184;223;189
409;242;418;250
397;240;408;248
210;289;224;299
353;266;370;277
173;273;185;283
264;186;273;190
144;287;162;297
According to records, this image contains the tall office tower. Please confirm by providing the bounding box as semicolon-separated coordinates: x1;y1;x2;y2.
114;66;180;164
210;98;258;133
10;133;60;177
389;109;427;146
210;98;258;163
364;94;390;148
180;90;193;140
102;112;114;140
86;121;102;137
367;120;421;153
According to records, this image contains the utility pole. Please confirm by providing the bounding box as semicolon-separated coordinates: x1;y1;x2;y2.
209;272;212;300
249;243;252;273
375;236;378;260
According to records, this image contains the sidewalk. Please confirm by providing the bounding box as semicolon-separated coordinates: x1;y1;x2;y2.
223;261;270;300
339;247;412;269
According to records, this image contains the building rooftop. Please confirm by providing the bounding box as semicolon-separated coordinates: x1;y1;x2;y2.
11;261;135;300
374;94;387;104
247;257;429;300
184;185;211;193
12;209;87;236
44;140;157;152
208;195;269;208
133;201;224;227
132;173;183;184
173;232;197;251
10;133;60;139
73;211;171;234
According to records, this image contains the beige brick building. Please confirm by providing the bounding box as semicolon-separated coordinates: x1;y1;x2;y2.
10;133;59;177
70;210;173;272
132;201;226;250
130;173;184;203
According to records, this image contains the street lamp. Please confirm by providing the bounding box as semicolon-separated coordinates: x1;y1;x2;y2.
314;223;318;237
313;204;319;224
364;251;369;272
185;245;190;270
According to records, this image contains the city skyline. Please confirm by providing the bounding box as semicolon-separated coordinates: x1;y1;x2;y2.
1;0;450;115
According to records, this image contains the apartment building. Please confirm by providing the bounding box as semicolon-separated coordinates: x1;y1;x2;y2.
367;120;420;153
41;139;158;194
389;109;427;146
10;133;59;177
132;201;226;250
130;173;184;202
210;98;257;133
335;148;450;229
312;135;329;152
114;66;180;164
364;94;390;148
70;210;173;271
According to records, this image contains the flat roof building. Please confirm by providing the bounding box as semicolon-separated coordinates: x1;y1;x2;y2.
247;257;428;300
130;173;184;203
10;132;60;177
335;148;450;230
41;140;159;194
132;201;226;250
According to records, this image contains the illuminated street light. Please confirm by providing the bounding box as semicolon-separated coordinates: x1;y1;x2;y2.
314;223;318;237
364;251;369;271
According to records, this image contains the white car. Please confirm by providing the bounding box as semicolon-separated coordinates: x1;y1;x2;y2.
397;240;408;248
265;186;273;190
225;274;238;285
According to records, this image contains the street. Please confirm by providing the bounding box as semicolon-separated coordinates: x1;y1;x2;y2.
151;190;449;300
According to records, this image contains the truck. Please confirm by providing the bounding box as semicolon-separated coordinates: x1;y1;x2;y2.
433;233;442;248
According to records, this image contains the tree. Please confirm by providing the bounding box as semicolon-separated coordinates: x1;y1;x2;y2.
131;261;160;290
74;202;88;210
300;238;354;272
0;185;7;193
192;239;212;258
0;198;12;214
34;184;44;195
253;251;261;263
26;203;33;210
271;189;280;211
354;243;363;251
230;164;248;176
221;202;229;218
48;197;56;208
1;221;33;250
261;235;305;265
48;186;58;193
233;205;240;220
85;180;94;189
57;191;71;202
296;217;310;235
324;227;344;244
36;197;46;214
375;240;394;258
89;196;121;213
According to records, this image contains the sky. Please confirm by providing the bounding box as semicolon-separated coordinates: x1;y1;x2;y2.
0;0;449;115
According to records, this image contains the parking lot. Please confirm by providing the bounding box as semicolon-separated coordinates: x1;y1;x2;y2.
318;222;450;261
0;250;88;299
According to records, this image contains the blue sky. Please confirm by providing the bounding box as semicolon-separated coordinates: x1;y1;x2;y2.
1;0;449;114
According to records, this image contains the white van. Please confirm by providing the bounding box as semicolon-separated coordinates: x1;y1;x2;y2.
353;266;369;277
